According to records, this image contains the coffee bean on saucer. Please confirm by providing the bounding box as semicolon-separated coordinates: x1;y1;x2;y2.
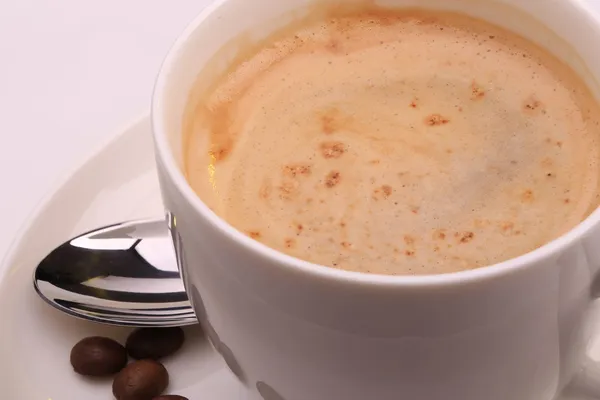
70;336;127;377
113;359;169;400
126;327;185;360
153;396;189;400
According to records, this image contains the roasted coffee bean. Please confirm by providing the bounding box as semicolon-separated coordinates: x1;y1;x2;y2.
126;327;185;360
70;336;127;377
112;359;169;400
153;396;189;400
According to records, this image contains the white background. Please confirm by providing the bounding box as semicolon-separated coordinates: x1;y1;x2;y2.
0;0;212;259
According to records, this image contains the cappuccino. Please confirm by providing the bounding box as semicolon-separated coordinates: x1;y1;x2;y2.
184;8;600;275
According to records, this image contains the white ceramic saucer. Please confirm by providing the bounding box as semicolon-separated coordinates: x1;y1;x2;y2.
0;115;592;399
0;116;244;399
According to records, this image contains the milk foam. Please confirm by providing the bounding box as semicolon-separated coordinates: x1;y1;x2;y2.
184;9;600;275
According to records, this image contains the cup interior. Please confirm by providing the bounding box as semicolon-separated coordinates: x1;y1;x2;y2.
152;0;600;282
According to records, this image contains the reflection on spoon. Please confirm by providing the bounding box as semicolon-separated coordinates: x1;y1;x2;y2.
33;218;197;327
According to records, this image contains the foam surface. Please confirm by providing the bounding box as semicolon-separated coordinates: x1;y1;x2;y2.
184;9;600;275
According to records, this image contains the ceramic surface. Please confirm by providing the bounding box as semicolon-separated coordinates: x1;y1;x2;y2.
152;0;600;399
0;117;244;399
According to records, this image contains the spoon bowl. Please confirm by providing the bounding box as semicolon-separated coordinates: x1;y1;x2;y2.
33;218;197;327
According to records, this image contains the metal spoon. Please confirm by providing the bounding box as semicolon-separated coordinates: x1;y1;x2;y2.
33;218;197;327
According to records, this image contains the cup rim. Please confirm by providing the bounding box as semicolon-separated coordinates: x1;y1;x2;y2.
152;0;600;288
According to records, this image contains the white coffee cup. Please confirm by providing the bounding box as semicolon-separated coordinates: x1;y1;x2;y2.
152;0;600;399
